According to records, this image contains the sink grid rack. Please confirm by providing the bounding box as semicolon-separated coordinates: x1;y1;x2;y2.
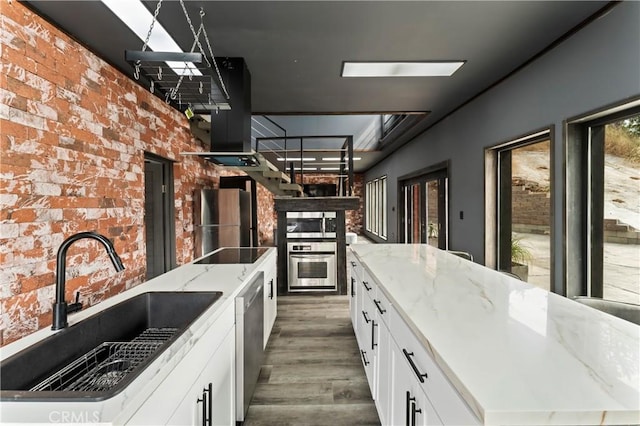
30;328;178;392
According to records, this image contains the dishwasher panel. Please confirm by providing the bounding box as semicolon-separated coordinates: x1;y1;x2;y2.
235;272;265;422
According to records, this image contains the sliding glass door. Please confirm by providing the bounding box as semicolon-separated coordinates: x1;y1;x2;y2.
400;168;448;248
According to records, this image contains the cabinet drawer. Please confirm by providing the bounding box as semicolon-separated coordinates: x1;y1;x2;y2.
390;309;479;425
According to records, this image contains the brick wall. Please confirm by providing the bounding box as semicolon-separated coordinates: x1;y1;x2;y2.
0;3;239;345
511;179;551;234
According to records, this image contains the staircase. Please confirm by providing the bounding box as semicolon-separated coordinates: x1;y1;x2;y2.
231;152;304;197
188;116;303;197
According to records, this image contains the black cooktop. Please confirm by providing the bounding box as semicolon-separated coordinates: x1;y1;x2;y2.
194;247;269;264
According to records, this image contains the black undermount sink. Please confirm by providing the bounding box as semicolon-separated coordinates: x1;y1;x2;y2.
0;291;222;401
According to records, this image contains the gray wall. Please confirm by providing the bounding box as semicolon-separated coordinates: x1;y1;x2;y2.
365;1;640;293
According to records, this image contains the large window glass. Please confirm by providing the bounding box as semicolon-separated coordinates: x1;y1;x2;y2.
366;176;387;239
601;117;640;303
488;131;552;291
567;105;640;305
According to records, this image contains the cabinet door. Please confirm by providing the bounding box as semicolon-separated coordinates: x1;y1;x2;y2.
359;287;376;394
125;304;234;425
389;342;442;426
263;261;277;348
375;319;391;425
348;256;359;332
167;327;235;426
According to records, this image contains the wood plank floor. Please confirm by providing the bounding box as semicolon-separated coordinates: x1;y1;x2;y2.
243;295;381;426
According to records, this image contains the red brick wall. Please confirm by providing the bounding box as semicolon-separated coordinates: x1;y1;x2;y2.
0;3;234;345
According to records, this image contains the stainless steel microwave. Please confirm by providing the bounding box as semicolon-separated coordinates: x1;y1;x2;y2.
285;211;337;239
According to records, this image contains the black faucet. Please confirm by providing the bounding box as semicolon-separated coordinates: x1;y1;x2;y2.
52;231;125;330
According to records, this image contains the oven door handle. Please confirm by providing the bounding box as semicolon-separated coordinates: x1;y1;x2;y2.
290;254;335;259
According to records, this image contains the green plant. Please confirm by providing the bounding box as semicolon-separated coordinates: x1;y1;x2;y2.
511;235;533;265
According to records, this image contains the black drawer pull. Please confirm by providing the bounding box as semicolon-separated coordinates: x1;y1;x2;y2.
269;279;274;299
362;281;372;291
411;401;422;426
405;391;414;426
360;349;370;366
371;320;377;350
351;277;355;297
351;261;357;267
403;349;428;382
362;310;371;323
373;299;386;314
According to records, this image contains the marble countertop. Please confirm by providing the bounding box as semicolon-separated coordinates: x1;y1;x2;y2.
351;244;640;425
0;247;276;424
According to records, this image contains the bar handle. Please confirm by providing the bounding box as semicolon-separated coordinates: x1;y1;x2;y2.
363;281;372;291
362;310;371;324
351;277;355;297
269;278;274;299
371;320;377;350
373;299;386;315
403;349;428;383
360;349;370;366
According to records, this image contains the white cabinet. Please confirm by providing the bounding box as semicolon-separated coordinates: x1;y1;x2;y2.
349;254;480;426
389;341;442;426
373;290;392;425
167;328;235;426
126;302;235;425
262;259;277;348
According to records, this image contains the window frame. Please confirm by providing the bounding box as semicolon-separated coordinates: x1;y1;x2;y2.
565;99;640;298
365;175;388;240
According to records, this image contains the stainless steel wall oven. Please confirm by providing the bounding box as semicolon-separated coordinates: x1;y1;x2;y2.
288;242;337;291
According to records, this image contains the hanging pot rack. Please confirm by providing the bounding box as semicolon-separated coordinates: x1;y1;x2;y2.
124;0;231;115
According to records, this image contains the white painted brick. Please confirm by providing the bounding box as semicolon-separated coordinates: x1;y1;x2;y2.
86;208;104;220
27;99;58;121
0;88;16;106
19;222;52;237
8;105;46;131
35;208;63;221
0;194;19;209
0;223;20;239
56;86;80;104
33;182;62;196
124;92;137;103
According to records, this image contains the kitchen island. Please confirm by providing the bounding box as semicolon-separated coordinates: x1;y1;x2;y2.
0;247;276;425
350;244;639;425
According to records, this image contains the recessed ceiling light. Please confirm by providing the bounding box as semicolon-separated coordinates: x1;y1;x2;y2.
276;157;316;162
101;0;202;76
322;157;362;161
341;61;464;77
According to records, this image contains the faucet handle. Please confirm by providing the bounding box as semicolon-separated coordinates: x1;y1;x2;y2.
67;291;83;314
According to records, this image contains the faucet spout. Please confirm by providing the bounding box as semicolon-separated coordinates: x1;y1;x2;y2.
52;231;125;330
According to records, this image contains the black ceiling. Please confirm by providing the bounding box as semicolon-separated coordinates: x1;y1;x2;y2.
24;0;610;170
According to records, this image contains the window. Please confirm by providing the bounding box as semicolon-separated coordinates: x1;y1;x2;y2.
486;130;553;291
567;104;640;304
366;176;387;239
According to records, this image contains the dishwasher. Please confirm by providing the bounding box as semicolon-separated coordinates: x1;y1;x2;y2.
235;271;264;423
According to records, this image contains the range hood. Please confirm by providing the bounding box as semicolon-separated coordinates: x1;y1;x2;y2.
183;57;263;168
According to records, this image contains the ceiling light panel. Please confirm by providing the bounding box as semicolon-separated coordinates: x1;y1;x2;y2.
101;0;202;76
341;61;464;77
276;157;316;162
